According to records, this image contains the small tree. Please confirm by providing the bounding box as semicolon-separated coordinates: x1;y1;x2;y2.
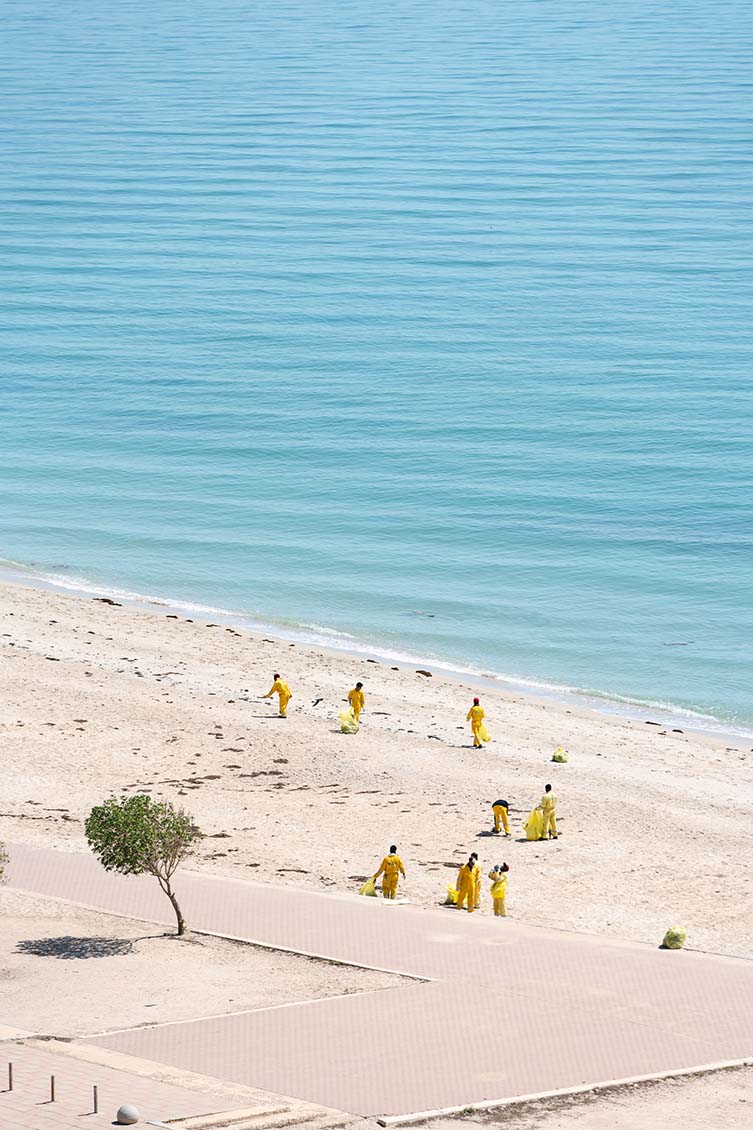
85;796;201;936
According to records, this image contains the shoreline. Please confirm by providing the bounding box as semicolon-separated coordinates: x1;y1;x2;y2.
2;573;753;961
0;559;749;748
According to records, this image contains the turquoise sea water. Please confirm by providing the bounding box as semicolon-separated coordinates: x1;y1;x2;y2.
1;1;752;734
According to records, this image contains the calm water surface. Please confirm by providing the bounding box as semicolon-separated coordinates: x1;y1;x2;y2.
1;1;752;732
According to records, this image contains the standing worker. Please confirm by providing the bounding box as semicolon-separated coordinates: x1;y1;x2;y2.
347;682;366;722
456;853;479;913
540;783;558;840
492;798;511;837
474;853;483;909
263;673;292;718
466;697;490;748
489;863;510;916
373;845;406;900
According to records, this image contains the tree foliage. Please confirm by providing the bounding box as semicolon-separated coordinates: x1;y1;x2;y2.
0;841;8;884
85;796;201;935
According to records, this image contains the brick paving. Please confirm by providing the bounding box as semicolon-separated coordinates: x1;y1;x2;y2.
7;842;753;1118
0;1040;236;1128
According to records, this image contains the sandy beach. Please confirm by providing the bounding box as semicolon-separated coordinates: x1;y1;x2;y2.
2;578;753;1126
2;578;751;955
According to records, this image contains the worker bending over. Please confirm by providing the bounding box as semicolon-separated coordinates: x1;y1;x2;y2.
492;798;511;837
466;698;491;748
540;784;558;840
347;682;365;722
489;863;509;917
456;853;479;913
373;845;406;899
263;673;292;717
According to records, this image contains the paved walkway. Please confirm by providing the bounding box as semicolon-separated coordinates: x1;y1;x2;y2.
7;842;753;1119
0;1039;240;1129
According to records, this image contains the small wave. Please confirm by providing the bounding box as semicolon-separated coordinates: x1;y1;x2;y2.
297;622;357;640
580;686;722;724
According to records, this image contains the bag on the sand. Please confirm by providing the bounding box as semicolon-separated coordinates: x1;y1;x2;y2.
445;884;458;905
524;807;544;841
339;708;360;734
359;878;377;897
662;925;687;950
552;746;569;763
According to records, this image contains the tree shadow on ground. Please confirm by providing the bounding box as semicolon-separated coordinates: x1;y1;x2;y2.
16;935;135;959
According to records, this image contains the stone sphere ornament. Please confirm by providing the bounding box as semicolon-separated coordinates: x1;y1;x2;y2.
116;1104;140;1125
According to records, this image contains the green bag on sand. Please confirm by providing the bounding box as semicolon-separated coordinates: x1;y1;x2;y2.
552;747;569;763
445;884;458;905
359;877;377;897
663;925;687;950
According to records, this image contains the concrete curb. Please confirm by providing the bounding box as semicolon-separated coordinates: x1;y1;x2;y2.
375;1057;753;1125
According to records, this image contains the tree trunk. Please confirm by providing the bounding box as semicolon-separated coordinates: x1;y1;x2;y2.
164;881;186;936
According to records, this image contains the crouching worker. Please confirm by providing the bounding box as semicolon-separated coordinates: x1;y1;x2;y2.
489;863;510;917
492;798;511;837
373;845;406;900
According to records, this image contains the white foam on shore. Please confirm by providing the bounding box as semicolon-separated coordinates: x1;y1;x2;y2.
2;556;752;744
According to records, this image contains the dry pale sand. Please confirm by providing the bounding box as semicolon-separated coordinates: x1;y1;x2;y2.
1;579;751;957
0;887;401;1039
2;579;753;1127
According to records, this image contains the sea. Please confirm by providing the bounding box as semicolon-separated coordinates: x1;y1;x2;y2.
2;0;752;738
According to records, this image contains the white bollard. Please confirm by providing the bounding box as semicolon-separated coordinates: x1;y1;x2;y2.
116;1103;140;1125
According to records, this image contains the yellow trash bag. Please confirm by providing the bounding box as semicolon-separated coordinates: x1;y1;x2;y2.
445;884;458;905
662;925;687;950
478;722;491;743
339;708;360;734
552;746;569;763
524;806;544;841
359;877;377;897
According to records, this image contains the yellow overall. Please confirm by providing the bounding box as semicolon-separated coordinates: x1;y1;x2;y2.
347;687;365;721
264;679;291;717
489;870;508;916
373;853;405;899
456;863;478;913
492;802;510;834
466;705;490;747
540;792;558;839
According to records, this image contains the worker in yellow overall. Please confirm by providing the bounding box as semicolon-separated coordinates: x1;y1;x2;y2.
492;798;511;837
373;845;406;899
466;698;490;747
456;853;479;913
540;784;558;840
263;674;292;717
489;863;509;916
347;682;365;722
